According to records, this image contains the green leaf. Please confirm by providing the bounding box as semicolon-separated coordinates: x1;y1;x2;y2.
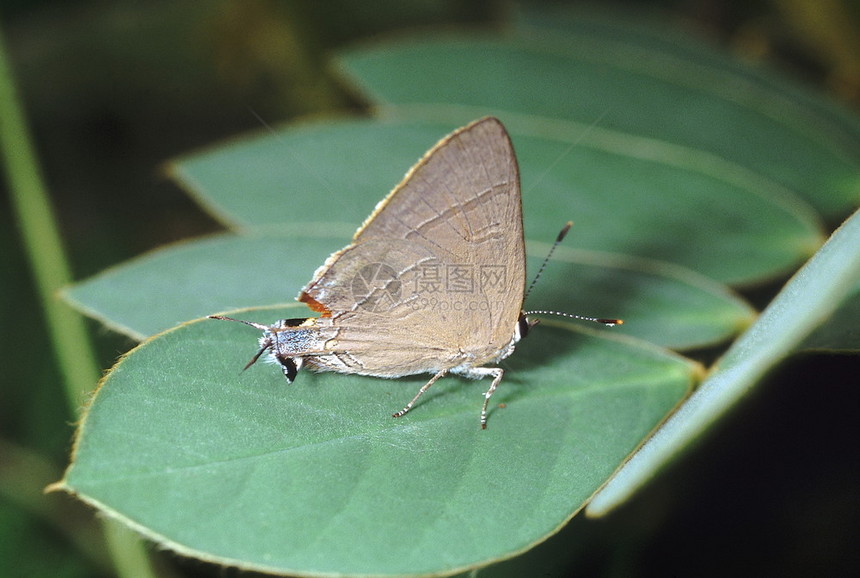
587;208;860;517
60;234;347;340
800;289;860;351
61;232;754;349
526;246;756;350
56;312;695;576
334;32;859;221
171;119;823;286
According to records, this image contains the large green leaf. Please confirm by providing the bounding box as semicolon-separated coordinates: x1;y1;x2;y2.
55;313;695;576
335;33;859;221
587;208;860;516
171;119;822;286
61;232;754;349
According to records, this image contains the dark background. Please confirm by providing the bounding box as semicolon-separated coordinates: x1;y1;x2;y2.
1;1;858;576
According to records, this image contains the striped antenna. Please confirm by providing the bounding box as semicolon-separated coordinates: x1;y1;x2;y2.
522;309;622;326
523;222;623;326
524;221;572;301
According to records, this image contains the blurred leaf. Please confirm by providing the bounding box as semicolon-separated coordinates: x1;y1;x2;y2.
513;1;860;152
0;505;95;578
0;440;109;575
171;119;823;285
57;314;695;576
587;208;860;516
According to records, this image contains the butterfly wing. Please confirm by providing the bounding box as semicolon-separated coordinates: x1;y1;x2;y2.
298;117;525;375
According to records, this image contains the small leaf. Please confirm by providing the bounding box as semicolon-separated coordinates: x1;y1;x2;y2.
57;312;695;576
61;233;753;349
60;234;346;340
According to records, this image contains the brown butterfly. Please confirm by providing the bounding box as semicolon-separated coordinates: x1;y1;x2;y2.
211;117;619;428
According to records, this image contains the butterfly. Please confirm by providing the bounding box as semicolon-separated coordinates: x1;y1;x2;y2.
211;117;619;428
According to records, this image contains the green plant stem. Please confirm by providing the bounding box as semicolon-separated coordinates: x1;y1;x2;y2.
0;21;159;578
0;31;95;412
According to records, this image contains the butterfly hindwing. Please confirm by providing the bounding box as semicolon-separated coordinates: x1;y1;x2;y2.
298;117;525;369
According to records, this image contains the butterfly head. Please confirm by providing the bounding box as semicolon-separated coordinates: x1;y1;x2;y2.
208;315;317;382
515;313;540;341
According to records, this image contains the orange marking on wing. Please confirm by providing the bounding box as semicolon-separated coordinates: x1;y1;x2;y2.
299;292;332;317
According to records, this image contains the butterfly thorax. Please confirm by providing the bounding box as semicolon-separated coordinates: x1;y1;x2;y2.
262;318;336;355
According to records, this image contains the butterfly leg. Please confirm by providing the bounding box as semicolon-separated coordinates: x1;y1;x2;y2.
468;367;504;429
274;353;299;382
392;369;448;419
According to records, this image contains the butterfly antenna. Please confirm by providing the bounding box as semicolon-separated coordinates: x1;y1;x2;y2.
524;221;572;301
522;309;622;327
208;315;275;370
207;315;271;332
522;222;623;326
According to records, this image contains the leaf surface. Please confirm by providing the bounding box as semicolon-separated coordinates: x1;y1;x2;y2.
58;314;695;575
